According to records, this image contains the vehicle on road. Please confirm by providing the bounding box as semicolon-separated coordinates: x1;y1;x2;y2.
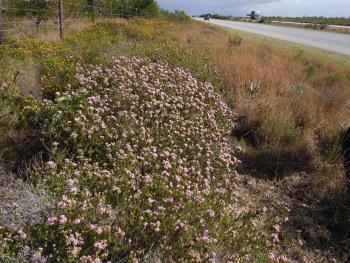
204;15;210;21
250;11;261;21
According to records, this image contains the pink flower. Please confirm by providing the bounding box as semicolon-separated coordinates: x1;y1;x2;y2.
47;217;57;226
298;238;304;246
18;230;27;240
96;227;103;234
142;175;152;183
12;202;20;209
32;248;46;262
163;197;173;203
271;233;279;243
71;246;80;256
268;252;276;261
163;161;172;170
73;219;81;225
47;161;56;169
207;209;215;217
59;215;67;225
273;224;281;232
94;239;108;250
280;255;288;262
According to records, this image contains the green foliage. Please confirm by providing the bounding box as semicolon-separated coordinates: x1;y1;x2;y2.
307;65;316;77
199;13;233;20
107;0;160;18
9;0;53;23
325;72;343;85
0;73;22;143
143;1;159;17
162;10;191;21
130;0;159;16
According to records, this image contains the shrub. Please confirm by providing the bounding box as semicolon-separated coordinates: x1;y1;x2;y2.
171;10;190;21
0;168;51;232
160;10;190;22
1;57;265;262
0;168;51;263
306;65;316;78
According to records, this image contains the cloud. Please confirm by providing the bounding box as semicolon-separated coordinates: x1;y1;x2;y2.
157;0;280;15
258;0;350;17
157;0;350;17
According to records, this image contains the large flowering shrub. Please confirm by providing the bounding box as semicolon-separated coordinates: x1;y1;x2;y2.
1;57;263;262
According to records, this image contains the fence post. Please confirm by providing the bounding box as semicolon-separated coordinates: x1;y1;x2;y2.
96;0;101;19
58;0;63;39
0;0;3;45
91;0;95;22
109;1;112;19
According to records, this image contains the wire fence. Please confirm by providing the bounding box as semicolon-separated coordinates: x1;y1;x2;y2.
0;2;154;44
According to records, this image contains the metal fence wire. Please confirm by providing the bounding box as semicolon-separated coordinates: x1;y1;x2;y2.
0;1;152;44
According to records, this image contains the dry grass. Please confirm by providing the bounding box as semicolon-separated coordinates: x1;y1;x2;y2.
0;167;51;231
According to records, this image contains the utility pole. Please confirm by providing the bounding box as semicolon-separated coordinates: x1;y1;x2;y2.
58;0;63;39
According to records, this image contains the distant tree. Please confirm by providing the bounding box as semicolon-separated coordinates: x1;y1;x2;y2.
62;0;86;19
129;0;159;16
143;1;159;17
158;9;190;21
172;10;190;21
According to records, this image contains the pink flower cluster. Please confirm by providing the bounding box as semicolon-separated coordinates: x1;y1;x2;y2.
2;57;245;261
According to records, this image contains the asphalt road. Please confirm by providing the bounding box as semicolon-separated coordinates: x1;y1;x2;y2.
193;18;350;56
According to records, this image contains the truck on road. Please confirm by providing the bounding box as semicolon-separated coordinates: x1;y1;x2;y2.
250;11;261;21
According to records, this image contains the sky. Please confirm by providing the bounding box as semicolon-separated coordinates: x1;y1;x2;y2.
157;0;350;17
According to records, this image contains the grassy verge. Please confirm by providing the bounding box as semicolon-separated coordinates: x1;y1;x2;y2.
212;23;350;68
268;22;350;35
262;17;350;27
